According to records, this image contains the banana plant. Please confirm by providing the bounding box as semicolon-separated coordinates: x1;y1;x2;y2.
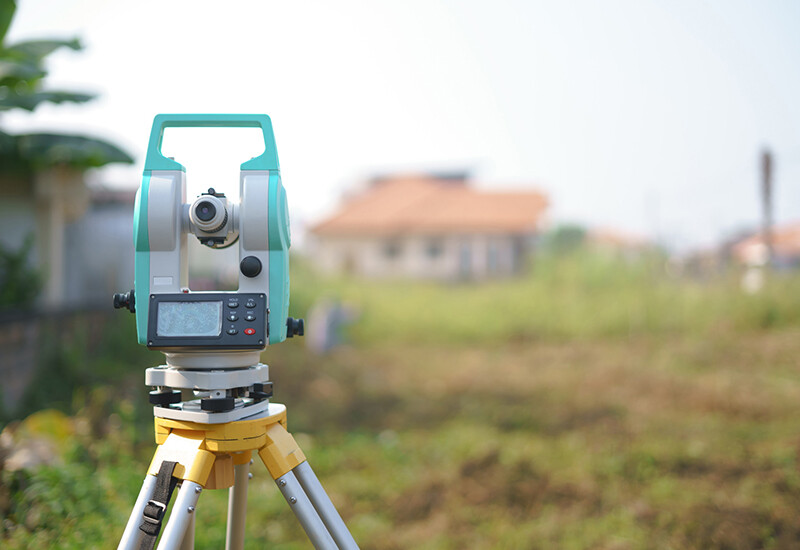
0;0;133;172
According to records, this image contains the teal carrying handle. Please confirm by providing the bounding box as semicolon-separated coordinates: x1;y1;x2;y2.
144;114;280;172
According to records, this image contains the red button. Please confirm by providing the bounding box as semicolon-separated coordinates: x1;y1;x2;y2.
244;328;256;335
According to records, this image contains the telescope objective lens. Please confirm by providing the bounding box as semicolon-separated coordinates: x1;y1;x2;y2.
196;201;217;222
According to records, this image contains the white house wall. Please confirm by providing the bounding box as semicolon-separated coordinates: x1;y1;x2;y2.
311;233;526;280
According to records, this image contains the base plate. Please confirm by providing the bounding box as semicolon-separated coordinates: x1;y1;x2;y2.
145;364;269;391
153;398;272;424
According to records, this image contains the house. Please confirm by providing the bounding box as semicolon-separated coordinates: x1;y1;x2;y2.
731;223;800;269
309;173;548;280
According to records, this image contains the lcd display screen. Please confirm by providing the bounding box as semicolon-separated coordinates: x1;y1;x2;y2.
156;301;222;337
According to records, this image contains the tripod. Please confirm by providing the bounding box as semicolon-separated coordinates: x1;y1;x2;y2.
117;397;358;549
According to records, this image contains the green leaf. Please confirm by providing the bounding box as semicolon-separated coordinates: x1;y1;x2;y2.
0;89;95;111
0;0;15;44
16;132;134;168
0;58;45;82
5;38;82;61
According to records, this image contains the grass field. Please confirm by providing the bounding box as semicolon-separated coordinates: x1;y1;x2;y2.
3;251;800;549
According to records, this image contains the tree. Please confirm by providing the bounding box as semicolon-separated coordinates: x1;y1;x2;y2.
0;0;133;173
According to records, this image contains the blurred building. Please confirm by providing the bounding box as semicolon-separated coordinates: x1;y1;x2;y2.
309;173;548;280
730;223;800;269
0;179;135;311
63;188;136;307
0;184;135;413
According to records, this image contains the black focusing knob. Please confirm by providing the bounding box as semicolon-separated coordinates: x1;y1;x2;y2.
286;317;304;338
240;256;262;278
113;289;135;313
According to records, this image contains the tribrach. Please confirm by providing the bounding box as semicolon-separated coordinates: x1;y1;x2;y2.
114;114;358;550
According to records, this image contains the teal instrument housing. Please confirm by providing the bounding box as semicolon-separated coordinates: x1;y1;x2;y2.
144;113;280;172
133;175;151;343
133;114;291;349
268;172;291;344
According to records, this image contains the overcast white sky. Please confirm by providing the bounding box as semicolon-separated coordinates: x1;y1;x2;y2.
5;0;800;250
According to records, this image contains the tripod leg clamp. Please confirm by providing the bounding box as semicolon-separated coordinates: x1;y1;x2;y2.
258;423;307;479
139;460;180;550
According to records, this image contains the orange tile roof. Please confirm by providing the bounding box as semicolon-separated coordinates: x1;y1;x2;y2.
311;175;548;236
732;222;800;261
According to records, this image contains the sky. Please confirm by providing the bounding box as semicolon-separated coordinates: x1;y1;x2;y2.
5;0;800;251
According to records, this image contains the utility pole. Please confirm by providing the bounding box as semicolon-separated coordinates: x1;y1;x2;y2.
761;148;773;269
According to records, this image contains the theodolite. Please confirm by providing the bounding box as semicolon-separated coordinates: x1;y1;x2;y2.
114;114;357;550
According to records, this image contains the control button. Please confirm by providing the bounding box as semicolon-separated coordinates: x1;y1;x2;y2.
227;301;239;309
228;314;239;322
227;327;238;335
244;328;256;335
245;313;256;322
245;299;257;308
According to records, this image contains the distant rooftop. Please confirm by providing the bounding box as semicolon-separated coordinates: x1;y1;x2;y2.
732;222;800;263
311;173;548;236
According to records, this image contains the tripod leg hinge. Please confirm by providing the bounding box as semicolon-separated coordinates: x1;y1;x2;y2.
148;432;216;487
258;423;307;479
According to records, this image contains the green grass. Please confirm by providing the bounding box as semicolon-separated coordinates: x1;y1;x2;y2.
291;252;800;346
3;250;800;548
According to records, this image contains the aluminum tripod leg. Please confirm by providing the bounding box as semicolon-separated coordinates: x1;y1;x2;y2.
294;461;359;550
226;461;250;550
156;481;203;550
118;474;157;550
179;512;195;550
275;470;338;549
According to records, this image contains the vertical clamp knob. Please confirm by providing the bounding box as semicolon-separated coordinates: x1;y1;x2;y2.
286;317;304;337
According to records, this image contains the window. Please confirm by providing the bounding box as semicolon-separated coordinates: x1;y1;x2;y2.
383;240;402;259
487;241;499;274
426;239;443;259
